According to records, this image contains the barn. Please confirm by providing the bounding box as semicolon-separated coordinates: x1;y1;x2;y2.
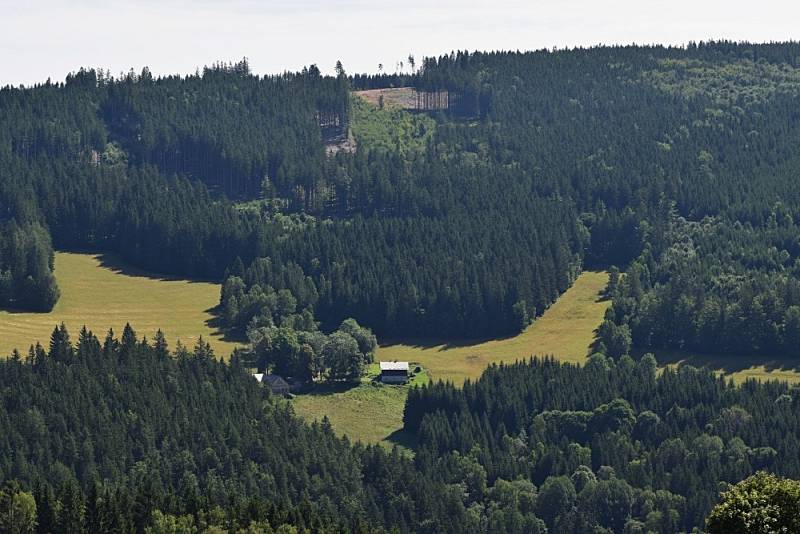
380;361;409;384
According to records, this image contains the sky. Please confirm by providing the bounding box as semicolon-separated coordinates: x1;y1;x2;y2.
1;0;799;86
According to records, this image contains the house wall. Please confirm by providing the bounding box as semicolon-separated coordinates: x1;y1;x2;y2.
381;372;408;384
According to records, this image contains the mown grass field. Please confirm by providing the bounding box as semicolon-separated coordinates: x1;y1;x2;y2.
292;363;429;447
380;271;611;385
381;271;800;386
292;271;611;445
0;252;240;357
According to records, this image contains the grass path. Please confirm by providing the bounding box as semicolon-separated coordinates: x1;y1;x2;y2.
0;252;240;357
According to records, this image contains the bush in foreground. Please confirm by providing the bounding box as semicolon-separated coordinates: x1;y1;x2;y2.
707;472;800;534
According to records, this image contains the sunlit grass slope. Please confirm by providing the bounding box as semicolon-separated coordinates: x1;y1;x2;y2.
0;252;240;357
379;271;611;385
655;349;800;385
292;363;429;447
292;272;611;445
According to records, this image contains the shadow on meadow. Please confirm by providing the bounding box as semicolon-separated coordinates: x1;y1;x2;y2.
203;307;247;345
642;349;800;376
96;252;217;284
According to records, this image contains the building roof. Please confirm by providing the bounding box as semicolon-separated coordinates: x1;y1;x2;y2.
263;374;290;388
253;373;290;388
380;361;409;372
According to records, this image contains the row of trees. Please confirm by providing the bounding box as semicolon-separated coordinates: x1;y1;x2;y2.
244;318;377;382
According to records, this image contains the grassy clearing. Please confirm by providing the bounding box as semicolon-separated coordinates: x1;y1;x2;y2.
291;363;428;448
353;87;419;109
0;252;240;358
380;271;611;385
381;271;800;386
292;272;610;445
350;94;435;154
294;269;800;446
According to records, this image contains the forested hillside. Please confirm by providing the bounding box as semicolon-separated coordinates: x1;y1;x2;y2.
403;355;800;531
5;43;800;351
4;42;800;531
0;58;579;339
410;43;800;356
0;326;443;533
2;327;799;532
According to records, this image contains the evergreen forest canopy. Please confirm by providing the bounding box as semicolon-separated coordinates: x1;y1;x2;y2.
4;40;800;532
3;43;800;355
2;326;800;532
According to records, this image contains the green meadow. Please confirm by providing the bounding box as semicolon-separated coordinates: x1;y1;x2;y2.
292;363;429;448
379;271;612;385
0;252;240;357
5;254;797;452
292;271;612;445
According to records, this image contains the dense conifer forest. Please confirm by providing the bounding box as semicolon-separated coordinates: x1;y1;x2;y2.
4;41;800;532
404;355;800;531
1;327;799;532
5;43;800;347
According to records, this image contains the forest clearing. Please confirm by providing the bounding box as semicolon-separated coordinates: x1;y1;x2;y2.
291;363;429;447
0;252;240;357
379;270;612;385
294;268;800;445
292;270;611;445
353;87;419;109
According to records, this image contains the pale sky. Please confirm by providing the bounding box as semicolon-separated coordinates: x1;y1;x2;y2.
1;0;799;86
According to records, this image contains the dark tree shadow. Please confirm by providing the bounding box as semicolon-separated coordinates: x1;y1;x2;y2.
384;428;418;451
96;253;217;284
379;332;521;352
203;306;247;344
0;304;49;315
638;348;800;376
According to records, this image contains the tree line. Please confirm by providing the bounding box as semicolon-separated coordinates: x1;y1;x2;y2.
0;221;58;311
